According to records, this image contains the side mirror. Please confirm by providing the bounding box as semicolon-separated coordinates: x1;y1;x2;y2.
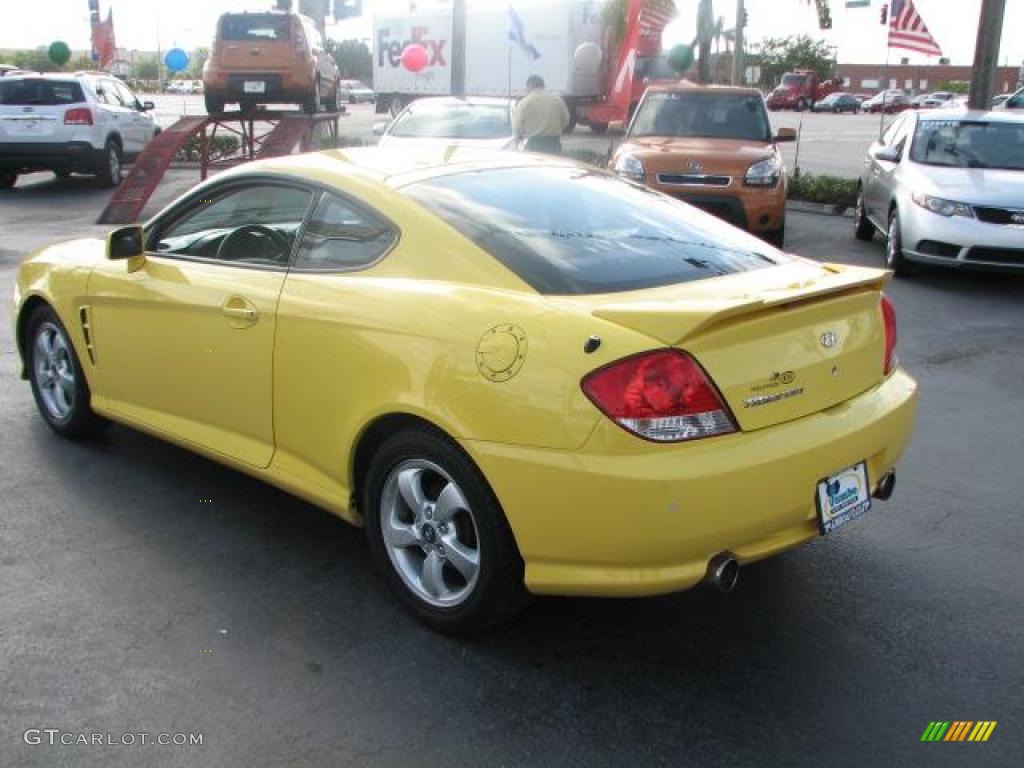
107;225;145;260
608;120;625;134
774;127;797;143
870;143;901;163
372;120;389;136
141;101;155;111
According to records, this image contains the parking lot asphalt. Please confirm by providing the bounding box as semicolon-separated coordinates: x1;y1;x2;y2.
1;176;1022;767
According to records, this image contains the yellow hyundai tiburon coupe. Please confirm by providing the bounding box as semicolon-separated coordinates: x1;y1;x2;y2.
13;148;917;633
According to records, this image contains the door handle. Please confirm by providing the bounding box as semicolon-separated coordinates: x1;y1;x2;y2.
221;296;258;325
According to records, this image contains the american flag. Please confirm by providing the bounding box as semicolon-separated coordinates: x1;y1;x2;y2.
888;0;943;57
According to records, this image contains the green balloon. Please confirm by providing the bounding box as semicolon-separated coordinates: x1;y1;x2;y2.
48;41;71;66
667;44;694;74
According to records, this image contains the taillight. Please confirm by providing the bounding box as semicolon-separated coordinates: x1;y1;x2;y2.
881;294;898;375
294;33;309;57
581;349;737;442
64;108;93;125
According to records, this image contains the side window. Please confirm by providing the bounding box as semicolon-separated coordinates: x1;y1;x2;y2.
93;83;112;105
154;184;314;266
881;115;905;146
294;193;397;271
113;81;139;109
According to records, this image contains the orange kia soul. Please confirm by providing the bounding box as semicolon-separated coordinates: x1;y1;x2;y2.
610;82;796;247
203;11;341;115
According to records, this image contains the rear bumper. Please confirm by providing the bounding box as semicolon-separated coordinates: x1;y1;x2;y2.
465;368;917;597
204;70;314;101
0;141;103;173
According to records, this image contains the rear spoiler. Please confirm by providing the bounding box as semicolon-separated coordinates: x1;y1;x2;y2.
592;263;889;345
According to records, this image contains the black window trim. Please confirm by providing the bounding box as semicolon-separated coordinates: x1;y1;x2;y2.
143;172;401;274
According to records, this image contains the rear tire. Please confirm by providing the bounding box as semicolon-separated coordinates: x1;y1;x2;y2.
763;225;785;249
96;139;122;188
854;187;875;241
886;209;914;277
0;172;17;189
364;427;527;634
204;93;225;115
25;304;109;438
302;78;320;115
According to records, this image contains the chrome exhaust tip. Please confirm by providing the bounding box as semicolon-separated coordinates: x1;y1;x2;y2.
874;472;896;501
705;553;740;593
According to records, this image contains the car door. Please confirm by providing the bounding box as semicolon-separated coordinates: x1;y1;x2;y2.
96;78;138;152
113;80;155;149
863;113;910;224
87;181;315;468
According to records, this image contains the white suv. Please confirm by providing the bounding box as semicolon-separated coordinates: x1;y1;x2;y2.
0;73;158;189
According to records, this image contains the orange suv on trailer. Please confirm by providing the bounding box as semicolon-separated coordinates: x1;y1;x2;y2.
203;11;341;115
610;82;795;247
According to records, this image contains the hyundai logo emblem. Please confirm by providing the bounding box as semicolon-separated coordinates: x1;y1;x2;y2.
820;331;839;349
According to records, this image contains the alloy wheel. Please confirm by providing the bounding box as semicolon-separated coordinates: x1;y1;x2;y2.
33;321;76;421
379;459;481;608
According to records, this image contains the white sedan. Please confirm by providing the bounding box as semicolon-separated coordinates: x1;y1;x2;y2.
375;97;516;150
854;108;1024;274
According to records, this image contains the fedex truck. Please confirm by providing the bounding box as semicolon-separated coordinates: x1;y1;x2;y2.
372;0;676;132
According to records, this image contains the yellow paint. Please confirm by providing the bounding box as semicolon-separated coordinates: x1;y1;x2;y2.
12;148;918;598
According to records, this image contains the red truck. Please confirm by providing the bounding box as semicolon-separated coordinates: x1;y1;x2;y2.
766;69;842;111
580;0;678;133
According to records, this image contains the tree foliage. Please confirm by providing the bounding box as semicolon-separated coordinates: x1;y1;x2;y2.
749;35;835;88
326;38;372;82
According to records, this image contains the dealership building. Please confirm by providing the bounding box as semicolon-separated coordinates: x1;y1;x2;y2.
835;63;1021;95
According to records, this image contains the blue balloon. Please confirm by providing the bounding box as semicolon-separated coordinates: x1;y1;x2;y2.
164;48;189;73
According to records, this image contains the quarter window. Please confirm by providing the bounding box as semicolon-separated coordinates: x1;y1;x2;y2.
153;184;314;267
293;193;397;270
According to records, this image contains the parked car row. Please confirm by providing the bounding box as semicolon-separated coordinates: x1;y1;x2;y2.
166;79;203;94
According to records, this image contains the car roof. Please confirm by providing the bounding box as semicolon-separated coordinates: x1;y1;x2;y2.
402;96;515;108
235;146;575;188
645;80;762;98
916;108;1024;123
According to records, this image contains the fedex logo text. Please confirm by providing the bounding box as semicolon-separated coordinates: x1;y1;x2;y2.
377;27;448;68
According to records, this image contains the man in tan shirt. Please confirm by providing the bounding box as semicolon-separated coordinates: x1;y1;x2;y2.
512;75;570;155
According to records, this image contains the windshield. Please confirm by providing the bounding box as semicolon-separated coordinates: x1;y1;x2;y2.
630;91;771;142
781;74;807;87
220;14;291;41
911;119;1024;170
0;79;85;106
636;55;677;81
389;104;512;140
401;167;788;295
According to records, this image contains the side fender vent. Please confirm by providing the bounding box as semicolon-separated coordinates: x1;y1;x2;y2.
79;306;96;365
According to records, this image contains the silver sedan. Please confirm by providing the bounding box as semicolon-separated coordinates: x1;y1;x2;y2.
854;109;1024;275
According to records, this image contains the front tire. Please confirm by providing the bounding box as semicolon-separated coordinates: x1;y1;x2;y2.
886;209;914;276
26;305;109;438
1;171;18;189
763;224;785;249
302;78;320;115
204;93;225;115
364;427;526;634
854;187;875;241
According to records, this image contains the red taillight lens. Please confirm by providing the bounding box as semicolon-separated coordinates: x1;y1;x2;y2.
881;294;898;375
64;107;93;125
582;349;737;442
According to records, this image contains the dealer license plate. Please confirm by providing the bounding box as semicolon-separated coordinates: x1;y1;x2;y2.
816;461;871;535
243;81;266;94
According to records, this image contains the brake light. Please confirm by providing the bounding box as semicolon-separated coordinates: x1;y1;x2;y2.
581;349;737;442
294;32;309;57
881;294;898;375
64;107;93;125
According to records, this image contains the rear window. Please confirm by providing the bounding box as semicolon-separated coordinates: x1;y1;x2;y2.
389;104;512;140
401;167;787;295
0;79;85;106
631;91;771;142
220;14;292;41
